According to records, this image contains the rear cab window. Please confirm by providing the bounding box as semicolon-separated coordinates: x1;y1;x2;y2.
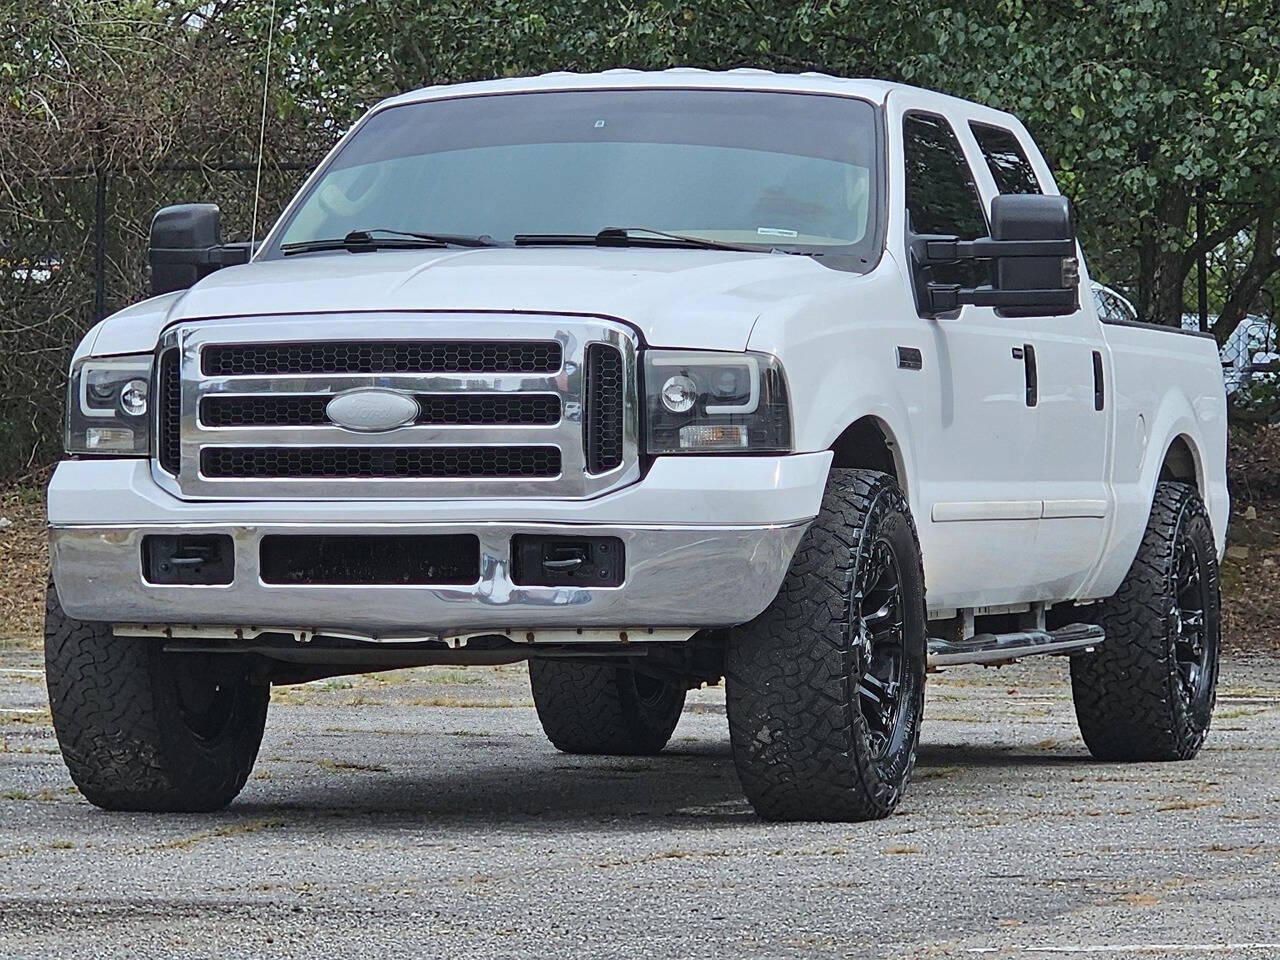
969;122;1043;196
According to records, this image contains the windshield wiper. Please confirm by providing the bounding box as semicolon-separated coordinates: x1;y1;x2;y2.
281;228;500;255
513;227;762;253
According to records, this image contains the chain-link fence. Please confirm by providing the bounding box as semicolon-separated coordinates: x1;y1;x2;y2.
0;161;310;479
1096;197;1279;422
1193;231;1278;421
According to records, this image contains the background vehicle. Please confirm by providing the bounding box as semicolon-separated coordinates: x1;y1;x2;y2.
45;71;1227;820
1091;282;1137;327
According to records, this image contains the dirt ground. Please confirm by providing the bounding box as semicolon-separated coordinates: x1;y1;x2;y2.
0;487;45;649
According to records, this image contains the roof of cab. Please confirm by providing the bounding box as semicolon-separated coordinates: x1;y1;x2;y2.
380;68;905;109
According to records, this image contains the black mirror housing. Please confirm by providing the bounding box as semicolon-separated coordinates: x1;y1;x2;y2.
989;194;1079;317
912;193;1080;318
148;204;251;297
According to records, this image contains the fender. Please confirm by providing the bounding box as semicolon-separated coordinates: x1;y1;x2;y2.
1080;387;1227;600
747;263;924;514
1137;389;1228;555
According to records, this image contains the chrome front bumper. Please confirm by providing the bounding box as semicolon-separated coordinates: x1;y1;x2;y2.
50;520;806;636
48;454;830;638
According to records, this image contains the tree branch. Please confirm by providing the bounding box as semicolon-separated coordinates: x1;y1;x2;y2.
1180;205;1264;275
1212;214;1280;343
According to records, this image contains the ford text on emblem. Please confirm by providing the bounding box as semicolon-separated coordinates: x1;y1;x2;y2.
325;388;420;432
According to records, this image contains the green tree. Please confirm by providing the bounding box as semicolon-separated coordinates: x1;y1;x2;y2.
269;0;1280;337
904;1;1280;340
4;0;1279;479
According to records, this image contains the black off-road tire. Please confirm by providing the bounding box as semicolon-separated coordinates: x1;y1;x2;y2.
726;469;927;822
528;660;686;755
44;583;269;812
1071;482;1221;761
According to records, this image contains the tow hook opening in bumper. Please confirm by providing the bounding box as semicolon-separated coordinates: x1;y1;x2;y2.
142;534;235;585
511;534;625;587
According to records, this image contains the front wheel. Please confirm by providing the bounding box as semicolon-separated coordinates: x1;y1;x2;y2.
726;469;927;822
1070;481;1221;760
44;583;269;811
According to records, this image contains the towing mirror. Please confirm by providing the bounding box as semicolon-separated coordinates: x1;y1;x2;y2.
913;194;1080;318
148;204;252;296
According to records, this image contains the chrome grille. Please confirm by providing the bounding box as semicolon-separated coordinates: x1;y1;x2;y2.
202;340;561;377
199;393;561;428
200;445;562;479
153;315;639;500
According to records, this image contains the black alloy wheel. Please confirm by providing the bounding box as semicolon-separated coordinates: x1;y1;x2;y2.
855;538;911;763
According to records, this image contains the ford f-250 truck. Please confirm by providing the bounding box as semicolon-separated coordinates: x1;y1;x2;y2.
45;70;1228;821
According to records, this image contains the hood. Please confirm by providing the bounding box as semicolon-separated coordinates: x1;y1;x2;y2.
88;246;861;356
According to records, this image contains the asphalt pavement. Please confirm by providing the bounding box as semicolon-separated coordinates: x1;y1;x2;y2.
1;647;1277;959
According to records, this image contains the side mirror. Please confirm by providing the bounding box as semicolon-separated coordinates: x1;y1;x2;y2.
148;204;251;296
988;194;1079;317
912;194;1080;317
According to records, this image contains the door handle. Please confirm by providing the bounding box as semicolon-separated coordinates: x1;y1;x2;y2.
1023;343;1037;407
1092;350;1105;410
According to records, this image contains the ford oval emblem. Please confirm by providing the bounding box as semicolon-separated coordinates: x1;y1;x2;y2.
325;388;420;432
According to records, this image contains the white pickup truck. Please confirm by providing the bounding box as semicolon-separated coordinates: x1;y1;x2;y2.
45;70;1228;821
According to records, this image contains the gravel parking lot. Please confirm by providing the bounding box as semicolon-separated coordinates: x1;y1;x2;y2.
1;646;1278;960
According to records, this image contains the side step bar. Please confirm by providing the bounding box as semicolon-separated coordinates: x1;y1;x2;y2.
927;623;1104;668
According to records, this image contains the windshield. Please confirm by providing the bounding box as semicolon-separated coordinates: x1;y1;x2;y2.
268;89;882;260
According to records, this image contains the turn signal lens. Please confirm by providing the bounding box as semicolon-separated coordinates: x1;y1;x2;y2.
679;424;748;449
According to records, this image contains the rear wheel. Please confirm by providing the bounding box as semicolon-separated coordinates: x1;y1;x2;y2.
1070;481;1221;761
44;583;269;811
726;468;927;822
528;660;686;755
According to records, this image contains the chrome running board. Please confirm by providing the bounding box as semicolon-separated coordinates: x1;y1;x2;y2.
927;623;1103;668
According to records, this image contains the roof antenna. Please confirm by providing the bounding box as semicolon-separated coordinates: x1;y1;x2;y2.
250;0;278;257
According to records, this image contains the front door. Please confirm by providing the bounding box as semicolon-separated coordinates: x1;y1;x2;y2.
887;93;1040;613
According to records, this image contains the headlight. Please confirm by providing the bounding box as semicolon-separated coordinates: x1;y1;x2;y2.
643;350;791;454
65;353;154;455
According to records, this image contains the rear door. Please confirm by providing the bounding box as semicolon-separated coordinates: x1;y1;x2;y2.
967;119;1110;599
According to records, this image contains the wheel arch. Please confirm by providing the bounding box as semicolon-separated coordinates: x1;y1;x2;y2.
1158;433;1203;495
1129;385;1227;563
828;415;907;488
1139;390;1209;509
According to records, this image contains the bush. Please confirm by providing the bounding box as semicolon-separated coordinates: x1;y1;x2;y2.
1228;425;1280;502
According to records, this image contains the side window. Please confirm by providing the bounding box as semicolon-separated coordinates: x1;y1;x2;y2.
970;122;1042;195
902;113;988;288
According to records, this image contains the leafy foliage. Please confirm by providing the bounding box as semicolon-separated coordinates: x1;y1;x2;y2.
273;0;1280;333
0;2;312;476
2;0;1278;479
